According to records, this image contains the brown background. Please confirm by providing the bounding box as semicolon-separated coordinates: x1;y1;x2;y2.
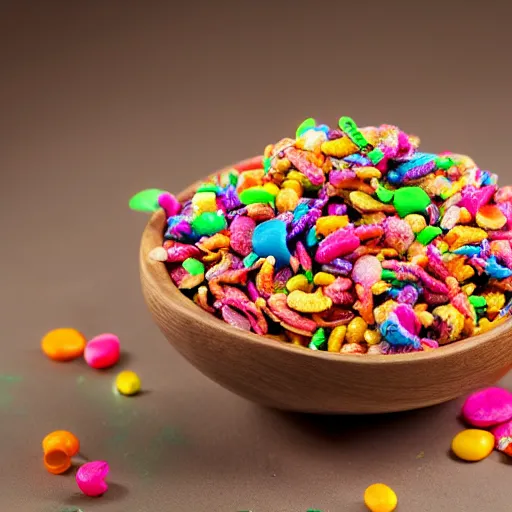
0;1;511;511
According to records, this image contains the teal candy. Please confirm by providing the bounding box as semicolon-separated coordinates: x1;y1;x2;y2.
243;252;259;267
416;226;442;245
239;187;275;205
392;186;431;217
129;189;167;213
306;227;318;247
252;219;291;268
191;212;227;236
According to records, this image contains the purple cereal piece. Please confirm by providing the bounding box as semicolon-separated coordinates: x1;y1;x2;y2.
327;203;347;216
287;208;322;241
322;258;353;276
227;207;248;221
273;267;293;292
222;185;242;211
396;285;419;305
327;128;344;140
246;281;260;302
426;245;451;281
402;159;436;181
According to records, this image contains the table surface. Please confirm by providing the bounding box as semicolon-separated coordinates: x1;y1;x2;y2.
1;2;510;511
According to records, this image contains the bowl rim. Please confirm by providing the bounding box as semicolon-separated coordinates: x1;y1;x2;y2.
140;156;512;366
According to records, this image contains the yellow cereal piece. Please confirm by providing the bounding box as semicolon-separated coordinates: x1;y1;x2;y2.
483;291;505;317
475;204;507;230
328;325;347;352
286;170;313;188
262;182;280;196
263;144;274;158
445;255;475;281
477;315;506;334
364;329;381;345
377;248;399;261
432;304;465;343
355;166;382;180
371;281;391;295
315;215;349;237
346;317;368;344
286;274;312;293
321;137;359;158
275;157;292;172
281;179;303;197
360;212;387;225
451;429;495;462
350;191;392;213
459;207;472;224
192;191;217;214
115;370;141;396
374;300;398;324
364;483;398;512
445;226;488;251
462;283;477;296
418;311;434;328
437;241;449;253
413;303;428;313
313;272;336;286
276;188;299;213
404;214;427;234
287;288;332;313
463;317;476;337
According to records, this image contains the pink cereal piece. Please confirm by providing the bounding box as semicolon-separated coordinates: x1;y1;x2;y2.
167;242;202;263
158;192;181;217
295;241;312;271
76;460;109;497
458;185;496;217
384;217;415;254
352;255;381;288
315;226;360;264
229;216;256;256
491;419;512;450
221;305;252;332
393;303;421;336
461;387;512;428
84;334;120;369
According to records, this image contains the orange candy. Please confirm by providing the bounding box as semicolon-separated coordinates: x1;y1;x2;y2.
41;328;87;361
42;430;80;474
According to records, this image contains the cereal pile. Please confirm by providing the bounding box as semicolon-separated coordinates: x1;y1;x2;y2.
151;116;512;354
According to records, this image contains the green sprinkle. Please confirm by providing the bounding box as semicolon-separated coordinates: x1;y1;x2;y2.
381;269;396;280
196;183;220;194
338;116;369;148
309;328;326;350
239;186;275;205
263;156;272;173
296;118;316;139
376;185;394;204
129;188;166;213
305;270;314;282
368;147;385;164
191;212;227;236
229;172;239;186
469;296;487;309
393;186;431;218
435;156;455;170
416;226;443;245
182;258;204;276
243;252;259;267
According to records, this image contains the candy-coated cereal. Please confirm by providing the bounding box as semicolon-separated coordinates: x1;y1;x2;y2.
84;333;121;369
41;328;86;362
364;483;398;512
76;461;109;497
115;370;142;396
451;429;495;461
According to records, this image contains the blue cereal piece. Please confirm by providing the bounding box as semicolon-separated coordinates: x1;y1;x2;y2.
293;202;310;222
380;316;421;348
252;219;292;268
485;255;512;279
305;226;319;248
453;245;482;256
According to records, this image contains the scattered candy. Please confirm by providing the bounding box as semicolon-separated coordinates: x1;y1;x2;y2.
76;461;109;497
42;430;80;474
492;419;512;456
461;387;512;427
364;483;398;512
41;328;86;362
115;370;142;396
129;188;167;212
84;333;121;369
142;115;512;354
451;429;495;461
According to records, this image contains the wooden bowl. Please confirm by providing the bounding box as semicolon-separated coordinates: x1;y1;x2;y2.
140;158;512;414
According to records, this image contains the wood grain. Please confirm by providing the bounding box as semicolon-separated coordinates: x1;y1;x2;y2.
139;158;512;414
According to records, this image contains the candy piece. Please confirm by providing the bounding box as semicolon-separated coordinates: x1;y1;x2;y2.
338;116;369;148
158;192;181;217
309;328;326;350
84;334;121;370
252;219;292;268
313;272;336;286
445;226;488;251
315;215;349;237
191;212;227;236
42;430;80;474
129;188;166;212
350;191;394;214
192;191;217;214
327;325;347;352
416;226;442;245
230;216;256;257
364;483;398;512
451;429;495;462
182;258;205;276
346;317;367;344
475;204;507;230
315;226;360;264
287;288;332;313
392;186;431;217
149;247;169;262
492;419;512;454
115;370;141;396
76;461;109;497
321;137;358;158
275;188;299;213
239;186;275;205
296;118;316;139
41;328;87;362
461;387;512;427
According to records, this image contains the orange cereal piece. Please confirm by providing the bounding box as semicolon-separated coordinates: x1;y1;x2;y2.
42;430;80;474
475;204;507;230
236;169;265;193
41;328;87;362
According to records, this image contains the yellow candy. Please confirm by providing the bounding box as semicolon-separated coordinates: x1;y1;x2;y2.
327;325;347;352
462;283;477;296
321;137;358;158
371;281;391;295
374;300;398;324
417;311;434;328
115;370;141;396
355;166;382;180
350;191;393;213
445;226;488;250
313;272;336;286
262;182;280;196
192;191;217;214
451;429;495;462
315;215;349;237
287;288;332;313
281;179;303;197
483;291;505;317
286;274;312;293
287;170;313;188
363;329;381;345
275;157;292;172
275;188;299;213
364;483;398;512
404;214;427;234
346;317;368;344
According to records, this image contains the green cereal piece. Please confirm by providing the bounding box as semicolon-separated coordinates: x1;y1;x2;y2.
309;328;326;350
191;212;227;236
229;172;239;186
296;118;316;139
182;258;204;276
196;183;220;194
376;184;394;204
392;186;431;218
381;269;397;281
239;186;275;205
435;156;455;170
305;270;314;282
469;296;487;309
128;188;166;213
263;156;272;173
416;226;443;245
338;116;369;148
368;147;385;164
243;252;259;267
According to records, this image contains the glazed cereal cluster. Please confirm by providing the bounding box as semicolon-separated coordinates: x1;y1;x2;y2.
151;116;512;354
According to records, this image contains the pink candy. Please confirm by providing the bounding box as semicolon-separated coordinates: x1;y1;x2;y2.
461;387;512;428
76;460;109;497
492;420;512;450
84;334;121;369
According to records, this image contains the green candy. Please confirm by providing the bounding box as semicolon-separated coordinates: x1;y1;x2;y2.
239;186;275;205
196;183;220;194
182;258;204;276
243;252;259;267
393;186;431;218
338;116;369;148
309;328;326;350
469;296;487;309
368;147;385;164
376;184;394;204
381;269;396;281
435;156;455;170
191;212;227;236
128;188;166;213
304;270;314;283
296;118;316;139
416;226;442;245
263;156;272;173
229;172;239;186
